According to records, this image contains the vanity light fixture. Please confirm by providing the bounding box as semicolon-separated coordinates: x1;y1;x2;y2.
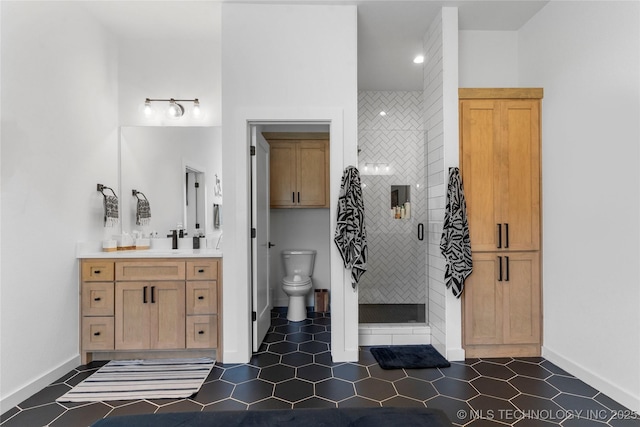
362;162;390;175
143;98;201;119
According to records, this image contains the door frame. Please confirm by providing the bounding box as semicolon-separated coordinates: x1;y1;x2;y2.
221;107;358;364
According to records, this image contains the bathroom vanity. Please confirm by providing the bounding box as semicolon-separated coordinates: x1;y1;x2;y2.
78;250;222;364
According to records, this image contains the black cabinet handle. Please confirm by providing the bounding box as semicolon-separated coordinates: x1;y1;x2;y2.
93;270;101;274
417;223;424;241
198;296;205;300
94;297;101;302
505;223;509;248
505;256;510;282
151;286;156;304
198;330;205;335
198;269;205;273
143;286;148;303
292;192;295;203
94;332;101;336
297;192;300;203
498;256;503;281
497;224;502;248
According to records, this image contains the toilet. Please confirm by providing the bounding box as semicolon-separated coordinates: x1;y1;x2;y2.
281;249;316;322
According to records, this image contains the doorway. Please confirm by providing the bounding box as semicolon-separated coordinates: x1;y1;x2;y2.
250;123;331;352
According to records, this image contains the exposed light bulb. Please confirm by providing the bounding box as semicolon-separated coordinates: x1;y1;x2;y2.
167;99;184;118
192;99;201;117
143;99;154;117
413;55;425;64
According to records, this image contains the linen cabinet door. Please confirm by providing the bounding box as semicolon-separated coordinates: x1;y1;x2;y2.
463;253;503;346
501;252;541;346
499;100;541;251
115;282;150;350
460;100;502;252
149;281;186;349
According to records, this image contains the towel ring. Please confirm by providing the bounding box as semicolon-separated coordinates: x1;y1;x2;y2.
132;189;148;201
97;183;117;198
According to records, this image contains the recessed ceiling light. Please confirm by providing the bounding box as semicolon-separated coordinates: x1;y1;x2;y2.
413;55;425;64
379;111;387;116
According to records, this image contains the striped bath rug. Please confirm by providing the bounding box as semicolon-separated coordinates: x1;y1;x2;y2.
56;357;214;402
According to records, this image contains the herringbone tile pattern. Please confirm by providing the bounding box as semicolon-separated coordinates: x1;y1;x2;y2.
358;91;427;305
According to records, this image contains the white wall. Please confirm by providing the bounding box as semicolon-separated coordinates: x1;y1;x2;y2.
0;2;119;410
458;30;518;87
117;18;221;127
221;3;358;363
270;209;331;307
519;1;640;411
424;7;464;361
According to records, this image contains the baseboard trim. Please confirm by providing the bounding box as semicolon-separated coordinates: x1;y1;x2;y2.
446;347;465;361
1;355;80;415
542;346;640;412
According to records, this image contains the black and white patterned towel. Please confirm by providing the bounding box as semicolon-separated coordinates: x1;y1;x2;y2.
103;195;119;228
334;166;368;288
136;199;151;226
440;167;472;298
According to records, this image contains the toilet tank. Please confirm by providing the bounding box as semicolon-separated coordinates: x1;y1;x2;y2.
282;250;316;277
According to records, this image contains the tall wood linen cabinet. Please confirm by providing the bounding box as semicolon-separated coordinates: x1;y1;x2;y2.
459;88;543;358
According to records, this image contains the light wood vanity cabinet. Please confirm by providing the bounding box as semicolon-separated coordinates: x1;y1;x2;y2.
80;258;222;363
263;132;330;208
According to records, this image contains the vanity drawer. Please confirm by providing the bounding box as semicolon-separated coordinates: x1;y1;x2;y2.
82;317;114;350
186;281;217;315
186;315;217;349
115;261;185;281
186;260;218;281
82;282;114;316
82;261;115;282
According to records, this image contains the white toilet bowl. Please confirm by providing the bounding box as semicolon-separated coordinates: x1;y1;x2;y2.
281;250;316;322
282;275;313;322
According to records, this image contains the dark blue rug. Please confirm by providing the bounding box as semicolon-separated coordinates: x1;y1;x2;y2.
91;407;453;426
370;345;451;369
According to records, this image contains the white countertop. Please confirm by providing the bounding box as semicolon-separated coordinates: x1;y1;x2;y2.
76;240;222;259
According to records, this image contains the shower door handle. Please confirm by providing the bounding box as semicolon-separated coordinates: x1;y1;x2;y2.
417;223;424;241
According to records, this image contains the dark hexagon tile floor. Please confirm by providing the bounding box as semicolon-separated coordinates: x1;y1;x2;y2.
1;307;638;427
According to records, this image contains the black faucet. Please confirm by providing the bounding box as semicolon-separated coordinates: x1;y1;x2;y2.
167;230;178;249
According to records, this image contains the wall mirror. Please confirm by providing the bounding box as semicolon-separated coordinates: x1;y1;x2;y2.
119;126;221;237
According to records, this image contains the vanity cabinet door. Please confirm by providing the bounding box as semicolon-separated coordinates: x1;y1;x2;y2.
114;281;185;350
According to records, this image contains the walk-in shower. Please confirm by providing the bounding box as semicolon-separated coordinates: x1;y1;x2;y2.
357;91;427;325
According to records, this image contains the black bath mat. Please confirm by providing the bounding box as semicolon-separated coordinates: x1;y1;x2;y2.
370;345;451;370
